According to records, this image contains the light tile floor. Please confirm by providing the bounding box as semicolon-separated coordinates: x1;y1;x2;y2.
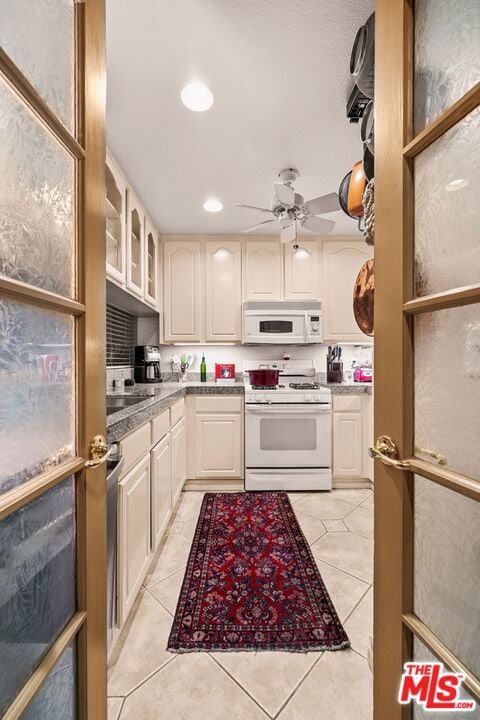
108;489;374;719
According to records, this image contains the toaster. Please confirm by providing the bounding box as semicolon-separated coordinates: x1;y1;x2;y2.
354;366;373;383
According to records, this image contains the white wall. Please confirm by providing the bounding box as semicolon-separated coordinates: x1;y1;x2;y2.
160;343;373;378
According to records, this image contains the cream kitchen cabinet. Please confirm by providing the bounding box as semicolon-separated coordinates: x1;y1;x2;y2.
150;432;172;551
106;150;162;314
323;240;372;343
188;395;244;480
205;239;242;341
126;188;145;297
144;217;160;309
332;394;372;487
118;454;151;624
171;416;187;507
106;154;127;285
243;238;282;301
163;239;203;342
284;239;321;300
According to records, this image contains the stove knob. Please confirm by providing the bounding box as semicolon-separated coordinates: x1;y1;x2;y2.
305;395;313;402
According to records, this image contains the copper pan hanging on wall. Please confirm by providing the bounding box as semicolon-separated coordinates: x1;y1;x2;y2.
353;258;374;336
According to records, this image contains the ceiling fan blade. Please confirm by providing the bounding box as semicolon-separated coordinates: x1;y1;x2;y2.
303;192;341;215
280;221;297;244
242;218;278;233
301;215;336;234
274;182;295;208
235;204;273;214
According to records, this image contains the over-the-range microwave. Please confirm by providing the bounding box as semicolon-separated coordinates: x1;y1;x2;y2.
243;301;323;344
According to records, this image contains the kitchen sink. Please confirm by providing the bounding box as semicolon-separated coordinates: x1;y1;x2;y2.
106;396;145;415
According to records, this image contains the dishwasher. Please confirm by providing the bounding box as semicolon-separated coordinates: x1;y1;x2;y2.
107;451;124;651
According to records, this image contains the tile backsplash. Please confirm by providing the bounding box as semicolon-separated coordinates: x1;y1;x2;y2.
106;335;373;389
106;305;136;367
106;366;134;391
159;344;373;377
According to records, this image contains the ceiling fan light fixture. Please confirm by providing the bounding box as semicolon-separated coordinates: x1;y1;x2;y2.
203;198;223;213
180;81;214;112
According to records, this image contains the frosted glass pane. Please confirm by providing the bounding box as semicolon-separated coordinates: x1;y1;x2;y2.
414;475;480;679
0;79;75;297
0;0;75;129
413;637;480;719
22;640;76;720
414;0;480;132
415;305;480;481
0;300;75;495
414;108;480;297
0;478;76;716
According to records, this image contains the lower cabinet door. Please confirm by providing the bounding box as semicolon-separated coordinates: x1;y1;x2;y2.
194;413;243;479
118;454;151;625
333;412;363;477
171;417;186;506
151;432;172;552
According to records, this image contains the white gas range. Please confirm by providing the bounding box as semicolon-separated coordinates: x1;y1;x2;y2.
244;360;332;491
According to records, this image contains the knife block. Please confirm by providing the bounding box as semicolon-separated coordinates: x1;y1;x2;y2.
327;361;343;384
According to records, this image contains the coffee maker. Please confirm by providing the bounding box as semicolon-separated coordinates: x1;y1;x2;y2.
134;345;162;383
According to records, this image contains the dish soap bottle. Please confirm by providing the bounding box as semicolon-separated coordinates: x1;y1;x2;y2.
200;353;207;383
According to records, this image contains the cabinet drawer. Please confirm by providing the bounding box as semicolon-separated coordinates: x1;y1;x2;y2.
120;423;151;474
194;395;243;414
333;395;362;412
170;397;185;426
151;408;170;445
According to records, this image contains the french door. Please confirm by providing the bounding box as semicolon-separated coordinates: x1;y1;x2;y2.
0;1;107;718
374;0;480;718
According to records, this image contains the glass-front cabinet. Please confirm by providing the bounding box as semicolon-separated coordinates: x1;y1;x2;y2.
144;217;159;308
105;155;127;284
126;189;145;297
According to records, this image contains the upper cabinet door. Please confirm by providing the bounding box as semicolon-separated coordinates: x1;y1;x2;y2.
144;217;160;309
243;239;282;301
126;189;145;297
205;240;242;342
323;240;372;343
284;239;321;300
163;239;203;342
105;155;127;285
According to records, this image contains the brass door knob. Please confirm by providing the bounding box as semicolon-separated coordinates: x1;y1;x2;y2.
85;435;111;468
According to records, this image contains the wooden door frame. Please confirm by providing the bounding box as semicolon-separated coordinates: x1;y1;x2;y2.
79;0;107;718
0;1;107;718
374;1;480;718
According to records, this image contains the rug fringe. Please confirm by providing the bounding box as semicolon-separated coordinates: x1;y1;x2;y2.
167;640;351;654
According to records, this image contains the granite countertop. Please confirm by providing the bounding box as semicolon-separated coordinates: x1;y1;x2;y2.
107;381;245;443
107;377;371;442
322;382;373;395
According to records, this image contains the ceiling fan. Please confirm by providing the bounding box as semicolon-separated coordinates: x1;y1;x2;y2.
235;168;340;244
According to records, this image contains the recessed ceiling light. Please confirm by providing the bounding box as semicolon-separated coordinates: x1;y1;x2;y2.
446;178;469;192
203;198;223;213
180;82;214;112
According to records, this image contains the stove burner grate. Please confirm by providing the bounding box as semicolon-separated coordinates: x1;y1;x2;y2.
251;385;278;390
289;382;321;390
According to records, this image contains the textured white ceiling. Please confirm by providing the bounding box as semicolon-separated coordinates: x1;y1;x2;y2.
106;0;373;237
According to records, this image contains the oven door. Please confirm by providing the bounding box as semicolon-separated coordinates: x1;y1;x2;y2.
245;403;331;468
243;312;307;344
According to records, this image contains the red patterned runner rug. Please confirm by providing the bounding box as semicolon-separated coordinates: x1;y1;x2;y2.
167;492;350;652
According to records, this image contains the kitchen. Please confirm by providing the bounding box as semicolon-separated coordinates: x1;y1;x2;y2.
1;1;478;719
103;1;375;714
